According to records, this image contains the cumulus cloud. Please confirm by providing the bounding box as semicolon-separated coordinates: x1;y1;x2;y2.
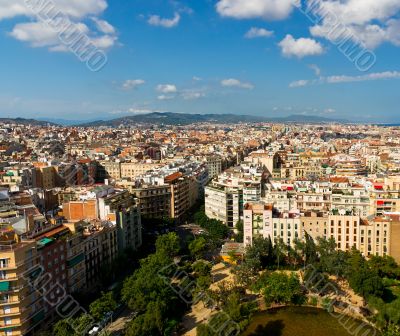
216;0;294;20
305;0;400;49
157;84;178;93
122;79;145;90
0;0;117;52
0;0;108;20
148;13;180;28
289;70;400;87
221;78;254;89
279;34;324;58
245;27;274;38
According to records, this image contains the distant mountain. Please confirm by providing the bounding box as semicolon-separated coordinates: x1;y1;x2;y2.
0;113;349;127
76;112;348;127
0;117;58;126
37;117;115;126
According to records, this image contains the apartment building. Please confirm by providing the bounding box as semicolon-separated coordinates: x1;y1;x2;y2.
333;155;368;177
130;182;171;218
165;172;191;220
262;190;295;212
244;203;400;261
63;227;86;293
32;166;58;190
62;186;142;252
129;160;208;221
205;163;267;228
0;233;44;336
120;162;161;180
97;161;121;181
243;203;303;247
296;192;331;212
327;215;360;251
204;156;223;179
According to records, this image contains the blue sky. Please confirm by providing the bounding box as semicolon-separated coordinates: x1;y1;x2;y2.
0;0;400;122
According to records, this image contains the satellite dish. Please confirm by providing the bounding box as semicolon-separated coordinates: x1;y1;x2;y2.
339;209;346;216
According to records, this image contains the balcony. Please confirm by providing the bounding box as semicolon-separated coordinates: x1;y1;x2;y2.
0;321;22;329
0;297;20;306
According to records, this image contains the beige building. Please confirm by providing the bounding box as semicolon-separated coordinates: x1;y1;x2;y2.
120;162;161;180
243;203;303;247
129;184;171;219
0;234;44;336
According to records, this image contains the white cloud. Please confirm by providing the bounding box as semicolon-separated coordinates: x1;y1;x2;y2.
111;107;163;114
289;79;310;88
148;13;180;28
122;79;145;90
323;108;336;114
245;27;273;39
181;90;205;100
216;0;294;20
91;34;117;49
306;0;400;49
221;78;254;89
326;71;400;83
157;84;178;93
92;17;115;34
279;34;324;58
157;95;175;100
0;0;117;52
309;64;321;76
289;70;400;87
0;0;108;20
10;22;64;48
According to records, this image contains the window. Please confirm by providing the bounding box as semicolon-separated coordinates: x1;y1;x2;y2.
0;259;9;268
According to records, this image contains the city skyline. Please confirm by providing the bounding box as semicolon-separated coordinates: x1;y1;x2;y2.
0;0;400;123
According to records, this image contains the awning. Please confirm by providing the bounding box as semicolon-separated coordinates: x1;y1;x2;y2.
0;281;10;291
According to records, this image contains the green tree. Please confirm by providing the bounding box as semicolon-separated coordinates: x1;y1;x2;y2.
303;232;318;265
245;236;274;271
232;261;258;287
262;272;305;305
382;324;400;336
89;291;117;321
155;232;180;258
53;319;76;336
121;252;175;313
273;238;286;269
316;237;348;277
192;260;212;277
234;220;244;243
189;237;207;260
196;323;214;336
126;299;168;336
368;255;400;279
346;249;384;298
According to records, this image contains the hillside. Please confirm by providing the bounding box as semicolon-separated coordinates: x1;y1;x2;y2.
76;112;347;127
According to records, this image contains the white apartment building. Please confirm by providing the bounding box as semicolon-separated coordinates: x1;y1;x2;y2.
205;163;267;228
